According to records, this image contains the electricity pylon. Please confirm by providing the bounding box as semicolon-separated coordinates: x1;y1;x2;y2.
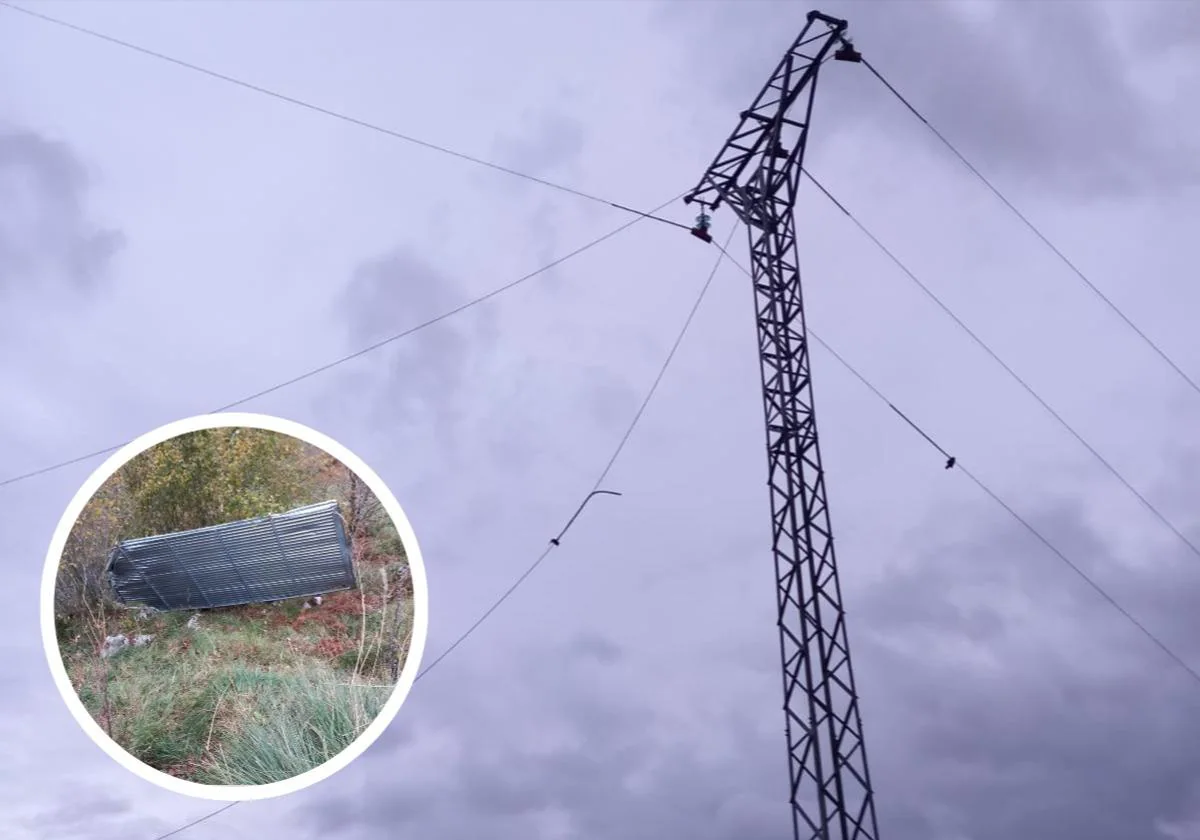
684;12;880;840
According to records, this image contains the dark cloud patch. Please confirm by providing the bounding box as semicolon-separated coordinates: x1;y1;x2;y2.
304;699;785;840
486;108;584;268
580;366;640;436
439;710;787;840
1156;781;1200;840
20;787;135;838
309;772;437;833
338;247;498;443
0;127;123;294
858;485;1200;839
491;109;586;184
290;469;1200;840
524;199;563;276
293;633;783;840
570;631;623;664
655;0;1199;198
1130;0;1200;53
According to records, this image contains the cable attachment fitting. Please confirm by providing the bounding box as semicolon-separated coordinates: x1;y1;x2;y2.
834;38;863;63
944;456;956;470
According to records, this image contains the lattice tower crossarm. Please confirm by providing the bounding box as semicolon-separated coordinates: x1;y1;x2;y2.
684;11;879;840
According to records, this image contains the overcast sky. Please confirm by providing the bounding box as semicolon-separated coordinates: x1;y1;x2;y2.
3;0;1200;838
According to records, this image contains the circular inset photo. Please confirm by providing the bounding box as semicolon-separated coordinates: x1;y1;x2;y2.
41;412;428;801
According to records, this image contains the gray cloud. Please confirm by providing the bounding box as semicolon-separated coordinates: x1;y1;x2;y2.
856;488;1200;839
297;635;782;840
21;787;133;837
1132;0;1200;53
4;3;1200;840
338;246;498;446
0;127;123;294
571;631;623;665
654;0;1200;198
491;109;586;184
276;462;1200;840
487;108;587;266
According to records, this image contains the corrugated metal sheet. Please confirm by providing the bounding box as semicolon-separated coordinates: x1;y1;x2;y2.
105;500;356;611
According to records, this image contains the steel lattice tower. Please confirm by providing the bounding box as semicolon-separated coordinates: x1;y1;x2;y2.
683;11;879;840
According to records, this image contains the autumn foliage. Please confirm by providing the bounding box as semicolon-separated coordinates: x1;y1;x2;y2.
55;427;404;622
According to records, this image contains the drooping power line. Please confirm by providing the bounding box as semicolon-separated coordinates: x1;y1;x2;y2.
12;3;1198;833
11;0;1194;582
142;220;1200;839
143;224;735;840
16;0;1194;581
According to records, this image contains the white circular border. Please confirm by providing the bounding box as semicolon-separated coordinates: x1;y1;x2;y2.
39;411;430;802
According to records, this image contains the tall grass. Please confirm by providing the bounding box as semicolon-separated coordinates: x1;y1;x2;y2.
196;667;391;786
65;599;403;785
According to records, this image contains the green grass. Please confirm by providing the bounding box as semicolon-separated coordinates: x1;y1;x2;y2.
57;575;412;786
195;667;390;785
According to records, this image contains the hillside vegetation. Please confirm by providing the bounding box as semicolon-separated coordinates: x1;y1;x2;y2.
53;428;413;785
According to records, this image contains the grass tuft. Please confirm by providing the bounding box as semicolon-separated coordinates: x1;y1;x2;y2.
58;569;412;786
194;666;391;785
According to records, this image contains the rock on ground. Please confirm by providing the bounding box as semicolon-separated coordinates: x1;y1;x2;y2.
100;634;128;659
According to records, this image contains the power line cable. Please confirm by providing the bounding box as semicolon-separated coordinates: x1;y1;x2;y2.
144;225;734;840
13;0;1190;425
393;222;733;684
20;0;1195;816
800;168;1200;564
713;241;1200;689
17;0;1194;561
150;803;238;840
0;191;689;490
861;57;1200;400
165;220;1200;839
0;1;690;234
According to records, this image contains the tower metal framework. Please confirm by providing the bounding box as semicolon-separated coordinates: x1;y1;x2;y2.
683;12;879;840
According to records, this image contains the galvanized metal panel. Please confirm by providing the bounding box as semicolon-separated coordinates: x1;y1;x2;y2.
106;500;356;611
